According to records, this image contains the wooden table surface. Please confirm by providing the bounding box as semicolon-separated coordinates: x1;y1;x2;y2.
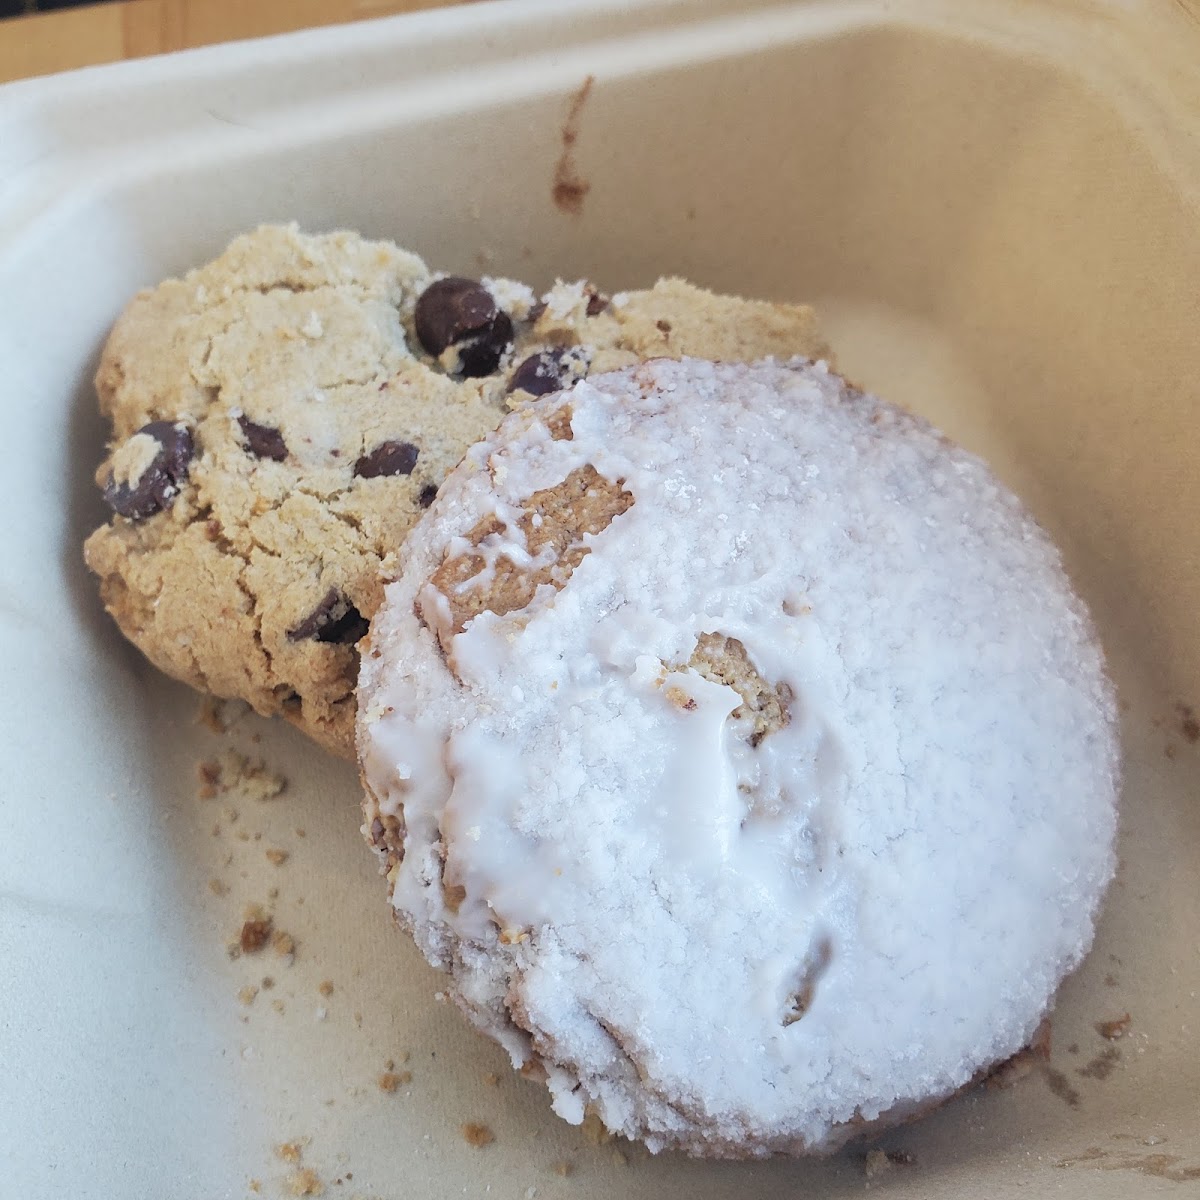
0;0;472;85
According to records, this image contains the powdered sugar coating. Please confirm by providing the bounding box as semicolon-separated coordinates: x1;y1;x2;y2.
358;358;1119;1156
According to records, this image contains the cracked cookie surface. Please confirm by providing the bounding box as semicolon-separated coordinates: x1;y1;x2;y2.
84;225;830;755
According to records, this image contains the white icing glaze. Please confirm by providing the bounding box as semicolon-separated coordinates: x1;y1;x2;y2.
358;358;1119;1155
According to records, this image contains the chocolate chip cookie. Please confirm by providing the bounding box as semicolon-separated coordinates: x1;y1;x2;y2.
84;224;830;756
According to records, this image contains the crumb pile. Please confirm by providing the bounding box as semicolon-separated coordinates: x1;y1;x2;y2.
358;358;1120;1156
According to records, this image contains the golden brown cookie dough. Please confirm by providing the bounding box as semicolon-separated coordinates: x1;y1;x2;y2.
85;224;830;756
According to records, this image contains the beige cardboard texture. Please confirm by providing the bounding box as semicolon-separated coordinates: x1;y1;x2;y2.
0;1;1197;1197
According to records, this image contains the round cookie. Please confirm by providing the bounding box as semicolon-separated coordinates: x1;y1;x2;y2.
357;358;1120;1156
83;225;830;756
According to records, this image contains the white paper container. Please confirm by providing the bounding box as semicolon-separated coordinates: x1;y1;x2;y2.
2;1;1198;1196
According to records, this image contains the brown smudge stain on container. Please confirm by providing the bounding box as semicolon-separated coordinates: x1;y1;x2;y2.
1056;1146;1200;1182
553;75;594;215
1176;701;1199;743
1043;1066;1082;1107
1077;1046;1122;1080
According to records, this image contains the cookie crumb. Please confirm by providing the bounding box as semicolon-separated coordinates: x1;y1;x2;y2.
196;750;285;803
482;1072;500;1087
580;1112;612;1146
266;848;290;866
1096;1013;1131;1040
248;1179;261;1194
272;999;286;1015
208;878;229;897
197;759;222;799
319;980;334;997
240;917;273;954
378;1071;412;1092
865;1148;915;1176
275;1141;305;1164
551;1161;573;1177
461;1122;495;1148
272;930;296;958
197;696;249;733
287;1167;324;1196
864;1149;891;1178
238;985;259;1006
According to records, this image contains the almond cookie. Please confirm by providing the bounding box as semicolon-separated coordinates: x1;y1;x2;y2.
83;225;829;755
358;357;1120;1156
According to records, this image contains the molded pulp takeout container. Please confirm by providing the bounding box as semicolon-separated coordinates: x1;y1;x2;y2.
1;1;1199;1196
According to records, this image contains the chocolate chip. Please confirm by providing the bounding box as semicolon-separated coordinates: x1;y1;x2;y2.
102;420;194;520
288;590;369;645
414;277;492;352
237;415;288;461
507;349;572;397
585;288;609;316
355;440;419;479
656;319;672;334
414;277;513;377
418;483;438;508
527;300;547;324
